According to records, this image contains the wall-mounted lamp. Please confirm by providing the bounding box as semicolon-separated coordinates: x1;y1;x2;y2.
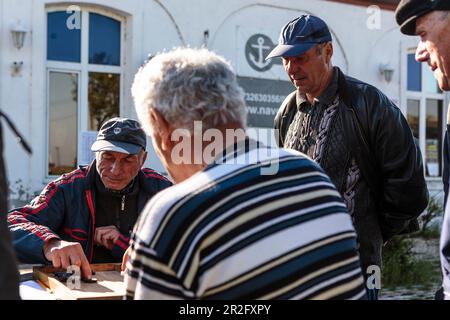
11;24;28;50
379;64;394;83
203;30;209;48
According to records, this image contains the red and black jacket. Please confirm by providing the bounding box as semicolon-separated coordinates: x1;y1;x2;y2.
7;161;172;264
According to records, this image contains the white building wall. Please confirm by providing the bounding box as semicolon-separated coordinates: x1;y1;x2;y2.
1;0;37;200
0;0;445;203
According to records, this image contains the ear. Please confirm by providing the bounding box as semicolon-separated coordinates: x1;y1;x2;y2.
325;42;333;64
149;108;172;152
141;151;148;165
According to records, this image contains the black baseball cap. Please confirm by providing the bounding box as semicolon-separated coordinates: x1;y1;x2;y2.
265;15;332;60
91;117;146;155
395;0;450;35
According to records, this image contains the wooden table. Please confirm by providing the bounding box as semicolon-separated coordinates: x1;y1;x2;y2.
19;263;125;300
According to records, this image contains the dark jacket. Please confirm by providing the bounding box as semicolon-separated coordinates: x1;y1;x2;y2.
443;127;450;206
8;161;172;264
441;127;450;298
275;67;429;244
0;122;20;299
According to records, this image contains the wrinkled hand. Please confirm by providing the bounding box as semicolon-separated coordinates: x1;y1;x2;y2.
94;225;121;250
43;239;92;279
121;246;132;273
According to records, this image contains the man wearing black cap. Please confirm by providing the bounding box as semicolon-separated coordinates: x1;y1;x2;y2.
395;0;450;300
267;15;429;299
8;117;171;279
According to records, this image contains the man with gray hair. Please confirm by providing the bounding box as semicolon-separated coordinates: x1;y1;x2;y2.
125;47;366;300
8;117;171;280
395;0;450;300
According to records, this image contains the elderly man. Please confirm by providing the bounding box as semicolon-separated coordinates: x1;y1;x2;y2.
8;117;171;279
125;47;366;300
266;15;429;299
395;0;450;300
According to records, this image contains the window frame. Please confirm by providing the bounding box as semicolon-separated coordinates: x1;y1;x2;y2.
403;46;448;180
46;69;81;176
45;5;126;179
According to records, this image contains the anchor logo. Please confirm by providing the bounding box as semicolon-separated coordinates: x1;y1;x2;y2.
245;34;281;72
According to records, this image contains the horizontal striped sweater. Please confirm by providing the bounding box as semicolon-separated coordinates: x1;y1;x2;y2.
125;139;366;300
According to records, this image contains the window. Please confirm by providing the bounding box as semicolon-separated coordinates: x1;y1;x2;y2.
48;12;81;62
407;54;421;92
424;66;442;94
88;72;120;131
46;8;123;176
426;99;443;177
406;49;446;178
89;13;121;66
48;72;78;175
407;99;420;140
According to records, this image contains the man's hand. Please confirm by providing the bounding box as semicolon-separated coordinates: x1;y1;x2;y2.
43;239;92;279
94;226;121;250
121;246;131;273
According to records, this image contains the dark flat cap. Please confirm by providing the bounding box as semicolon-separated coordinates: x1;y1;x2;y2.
395;0;450;35
91;117;146;154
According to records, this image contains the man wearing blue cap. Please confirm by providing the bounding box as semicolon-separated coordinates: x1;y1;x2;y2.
395;0;450;300
8;117;171;279
267;15;429;299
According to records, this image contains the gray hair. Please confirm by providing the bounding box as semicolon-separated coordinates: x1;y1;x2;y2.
132;47;247;134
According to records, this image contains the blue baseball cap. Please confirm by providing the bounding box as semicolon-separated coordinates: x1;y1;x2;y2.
265;15;332;60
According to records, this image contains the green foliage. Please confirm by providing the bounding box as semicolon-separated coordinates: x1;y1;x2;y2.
381;193;443;288
419;195;444;235
419;225;441;240
382;235;439;288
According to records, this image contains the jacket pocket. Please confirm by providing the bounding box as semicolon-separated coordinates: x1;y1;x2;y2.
63;227;88;242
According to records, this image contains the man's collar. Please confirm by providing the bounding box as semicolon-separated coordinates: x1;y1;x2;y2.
316;67;339;105
296;91;309;109
94;170;138;196
205;137;261;170
296;67;339;109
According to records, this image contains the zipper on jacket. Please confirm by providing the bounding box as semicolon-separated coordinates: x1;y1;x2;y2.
115;195;125;230
121;195;125;212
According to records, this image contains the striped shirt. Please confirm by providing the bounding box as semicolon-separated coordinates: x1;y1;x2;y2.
125;139;366;300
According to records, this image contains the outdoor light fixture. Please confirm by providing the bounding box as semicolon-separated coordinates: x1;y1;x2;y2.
379;63;394;83
203;30;209;48
11;24;27;50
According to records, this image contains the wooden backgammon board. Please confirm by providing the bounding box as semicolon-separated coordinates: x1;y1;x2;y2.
32;263;125;300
